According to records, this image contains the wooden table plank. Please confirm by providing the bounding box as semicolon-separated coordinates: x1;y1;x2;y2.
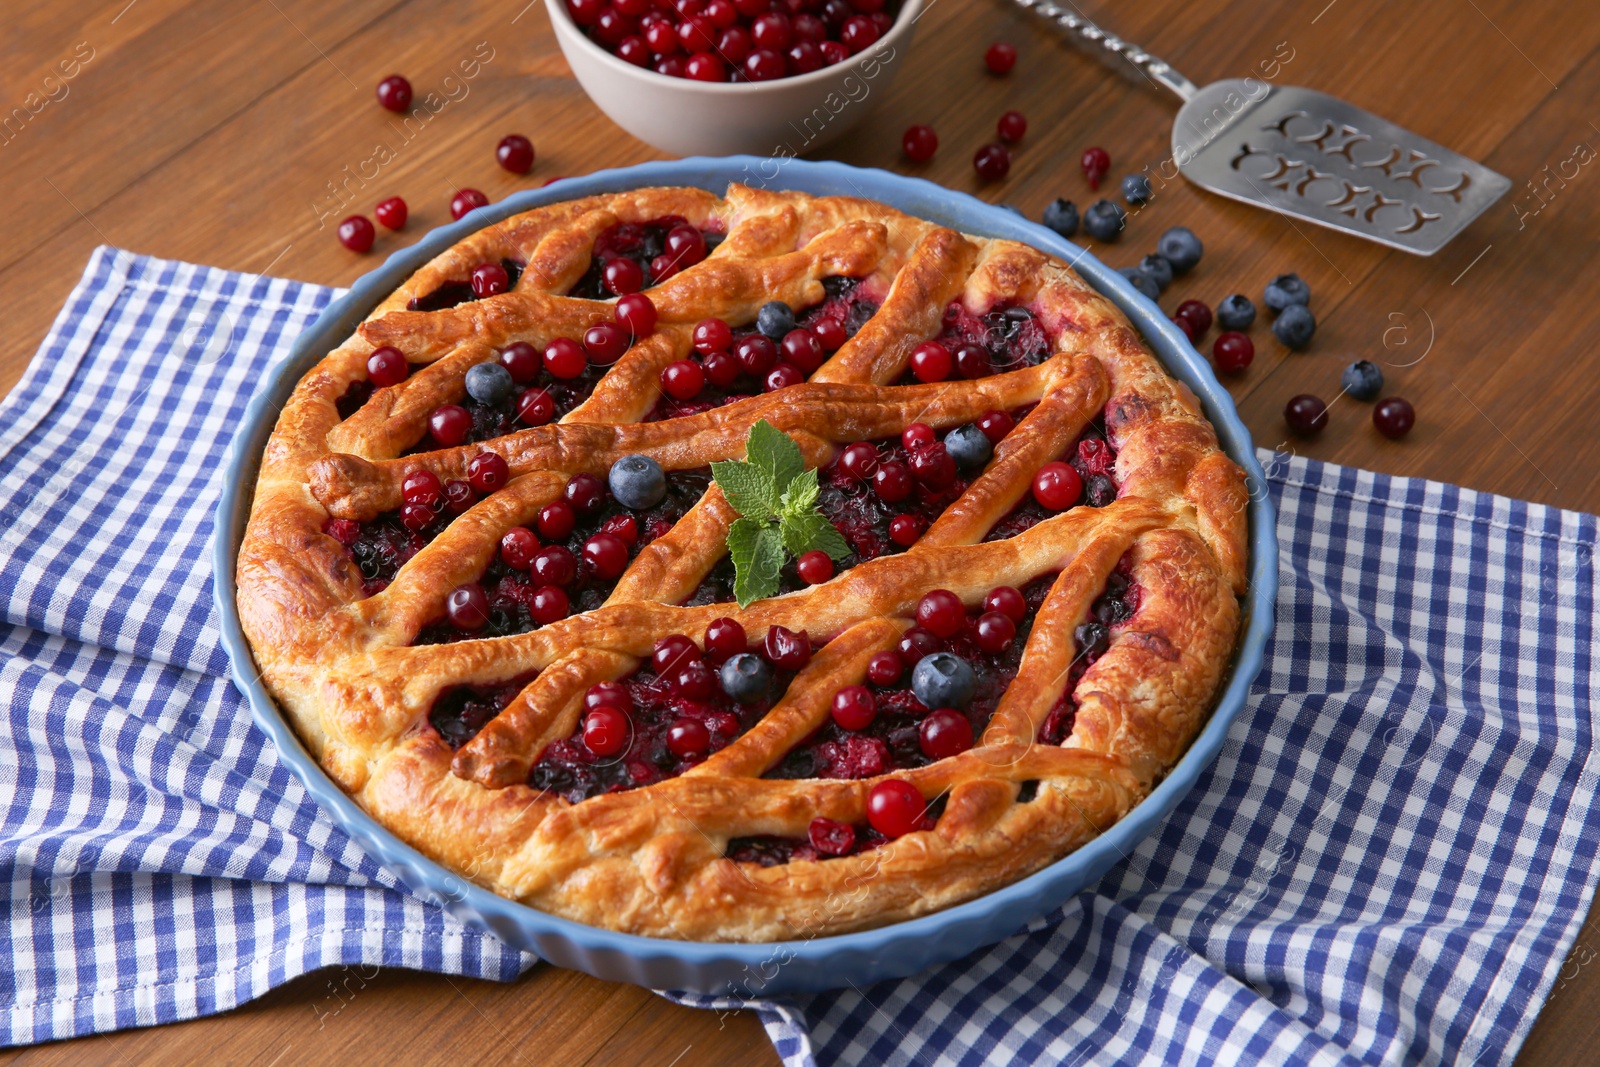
2;0;1598;1063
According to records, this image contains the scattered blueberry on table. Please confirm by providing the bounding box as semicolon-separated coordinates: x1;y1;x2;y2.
1341;360;1384;401
1121;174;1152;204
1273;303;1316;349
1083;199;1125;241
1138;254;1173;292
1119;268;1159;300
1041;198;1079;237
1216;294;1255;331
1157;226;1202;273
1264;273;1311;313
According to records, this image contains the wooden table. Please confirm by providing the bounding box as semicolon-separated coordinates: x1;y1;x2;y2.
2;0;1597;1062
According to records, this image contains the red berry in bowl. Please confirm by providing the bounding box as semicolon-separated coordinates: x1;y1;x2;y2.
974;143;1011;181
678;16;717;52
796;550;834;585
645;19;680;53
374;196;407;230
596;7;637;45
1212;331;1254;373
568;0;604;24
792;12;826;40
603;257;644;296
787;40;823;75
429;404;472;447
750;12;792;50
997;110;1027;142
545;336;589;378
471;262;510;298
717;26;753;64
660;359;705;400
1081;146;1110;189
984;41;1016;74
867;779;925;838
337;215;375;253
1373;396;1415;439
496;134;535;174
820;39;848;64
468;451;510;493
375;75;412;112
1284;394;1328;436
745;48;786;81
840;15;878;52
617;35;650;66
518;387;555;426
450;188;488;220
685;51;726;80
705;0;738;27
910;341;951;382
1032;461;1083;510
367;346;408;387
655;55;686;78
615;292;657;337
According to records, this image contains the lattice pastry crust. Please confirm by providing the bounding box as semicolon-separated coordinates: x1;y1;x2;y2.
237;184;1248;942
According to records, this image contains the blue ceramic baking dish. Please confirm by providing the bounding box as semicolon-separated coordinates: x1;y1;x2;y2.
212;156;1278;995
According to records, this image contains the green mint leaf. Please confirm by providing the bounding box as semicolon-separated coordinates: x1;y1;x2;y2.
712;458;779;521
779;467;819;516
779;511;851;562
729;517;786;607
746;419;805;495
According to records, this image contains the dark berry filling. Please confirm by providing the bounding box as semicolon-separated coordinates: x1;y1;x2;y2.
409;368;605;454
641;276;879;422
526;658;796;804
986;420;1119;542
324;511;446;597
764;574;1056;781
336;379;375;419
414;468;713;644
1037;564;1141;743
895;301;1051;386
725;794;949;866
567;217;725;299
408;259;525;312
428;674;539;748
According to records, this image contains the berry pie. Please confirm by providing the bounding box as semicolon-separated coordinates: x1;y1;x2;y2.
237;183;1248;941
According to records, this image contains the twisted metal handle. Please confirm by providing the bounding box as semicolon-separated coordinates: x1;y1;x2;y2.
1010;0;1199;103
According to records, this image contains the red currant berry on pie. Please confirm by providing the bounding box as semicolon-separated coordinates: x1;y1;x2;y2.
983;585;1026;621
809;817;856;856
443;479;476;514
664;225;708;269
873;460;912;503
973;144;1011;182
429;404;472;447
615;293;657;337
500;526;539;570
955;343;991;380
1175;299;1213;337
916;589;966;638
601;513;639;546
796;550;834;585
1032;461;1083;511
500;341;540;383
704;617;746;662
1081;146;1110;190
838;442;879;482
763;625;811;670
1284;394;1328;436
909;342;951;383
1210;331;1254;373
736;334;777;376
666;718;712;759
603;257;644;297
375;74;412;111
374;196;407;230
781;329;824;372
1373;396;1414;439
403;468;443;508
974;610;1017;654
450;188;489;221
867;779;926;838
337;215;375;253
831;685;877;731
919;708;973;759
653;634;699;676
398;502;432;531
889;513;925;547
902;124;938;163
984;41;1017;75
902;422;934;454
997;110;1027;142
693;318;733;354
367;346;407;387
703;350;741;388
675;659;718;700
583;706;629;756
582;532;630;579
565;472;607;514
909;442;957;490
496;134;535;174
866;650;903;687
533;544;577;586
536;500;575;541
539;337;584;379
531;584;569;624
468;451;510;493
977;409;1015;444
582;322;629;366
518;387;555;426
812;318;847;352
446;584;490;630
585;680;632;714
765;362;805;391
660;359;706;400
471;262;510;298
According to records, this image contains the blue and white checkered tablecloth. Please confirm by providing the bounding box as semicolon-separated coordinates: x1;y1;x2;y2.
3;248;1597;1065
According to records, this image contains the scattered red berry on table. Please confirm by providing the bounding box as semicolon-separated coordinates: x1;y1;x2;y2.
496;134;535;174
974;143;1012;182
1373;396;1415;439
374;196;407;230
902;124;938;163
1212;331;1254;373
450;188;488;220
997;110;1027;142
1175;299;1213;337
985;41;1017;75
337;215;374;253
375;75;412;112
1081;146;1110;190
1284;394;1328;436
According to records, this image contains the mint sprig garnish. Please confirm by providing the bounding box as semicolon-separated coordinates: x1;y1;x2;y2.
713;420;849;606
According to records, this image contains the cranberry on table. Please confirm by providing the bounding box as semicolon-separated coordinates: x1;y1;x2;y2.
763;624;811;670
704;617;747;661
902;124;938;163
1032;461;1083;510
693;317;733;354
337;215;374;253
660;359;706;400
866;650;902;686
916;589;966;638
403;468;443;507
429;404;472;447
1284;393;1329;436
1373;396;1415;439
838;442;879;482
374;196;407;230
1081;145;1110;190
450;188;489;221
997;110;1027;143
1212;331;1254;373
468;451;510;493
615;292;658;337
496;134;535;174
375;74;412;112
977;409;1015;443
1171;315;1196;341
902;422;936;452
919;708;974;760
367;346;407;387
1175;299;1213;336
471;262;510;298
604;257;644;296
583;532;630;579
537;500;576;541
974;143;1012;182
797;549;834;585
530;584;570;624
867;779;926;838
500;527;539;570
831;685;876;730
518;387;555;426
565;472;607;514
584;706;629;756
544;336;589;378
582;322;630;366
910;341;952;383
446;584;490;630
984;41;1017;75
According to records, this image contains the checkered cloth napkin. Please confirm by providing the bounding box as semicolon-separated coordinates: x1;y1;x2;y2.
3;249;1598;1065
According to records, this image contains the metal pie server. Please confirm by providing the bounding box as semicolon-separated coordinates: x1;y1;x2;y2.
1013;0;1511;254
